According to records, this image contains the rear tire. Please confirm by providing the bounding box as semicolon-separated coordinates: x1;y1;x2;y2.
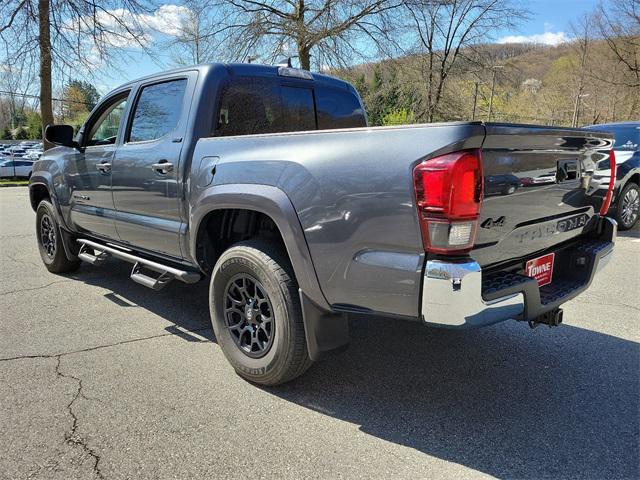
209;239;312;385
36;200;81;273
616;182;640;230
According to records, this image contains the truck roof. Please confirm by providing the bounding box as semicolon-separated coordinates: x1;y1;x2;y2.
105;62;354;97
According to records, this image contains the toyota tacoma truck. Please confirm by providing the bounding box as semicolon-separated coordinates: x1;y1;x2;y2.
30;63;617;385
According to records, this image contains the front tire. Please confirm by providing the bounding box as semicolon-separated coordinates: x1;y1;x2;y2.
36;200;81;273
209;240;312;385
616;182;640;230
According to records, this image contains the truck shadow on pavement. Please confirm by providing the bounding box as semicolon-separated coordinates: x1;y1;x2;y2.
70;260;638;479
69;259;215;342
272;316;639;479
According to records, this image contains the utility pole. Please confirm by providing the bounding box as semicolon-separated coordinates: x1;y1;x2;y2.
487;65;503;122
472;82;480;120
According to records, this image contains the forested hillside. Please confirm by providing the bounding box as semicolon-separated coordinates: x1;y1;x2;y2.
337;39;639;127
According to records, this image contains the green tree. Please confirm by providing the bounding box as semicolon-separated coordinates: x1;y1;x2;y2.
14;127;28;139
382;108;416;126
62;79;100;117
1;126;13;140
26;111;43;139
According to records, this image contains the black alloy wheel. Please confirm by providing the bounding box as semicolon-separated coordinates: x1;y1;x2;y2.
224;273;275;358
39;213;57;259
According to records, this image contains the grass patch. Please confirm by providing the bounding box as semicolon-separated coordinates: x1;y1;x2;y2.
0;179;29;185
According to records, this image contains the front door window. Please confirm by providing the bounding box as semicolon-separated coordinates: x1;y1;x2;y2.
86;96;128;147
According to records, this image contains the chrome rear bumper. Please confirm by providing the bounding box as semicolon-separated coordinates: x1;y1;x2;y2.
421;216;617;329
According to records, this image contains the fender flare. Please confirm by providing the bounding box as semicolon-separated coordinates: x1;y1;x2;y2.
29;176;77;260
189;183;329;310
189;183;349;360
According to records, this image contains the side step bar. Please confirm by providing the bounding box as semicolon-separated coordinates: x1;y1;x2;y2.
77;239;201;290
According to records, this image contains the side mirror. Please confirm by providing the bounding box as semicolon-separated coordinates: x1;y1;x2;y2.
44;124;81;150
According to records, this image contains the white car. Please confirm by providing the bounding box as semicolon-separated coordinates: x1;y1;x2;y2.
0;159;34;178
24;149;43;160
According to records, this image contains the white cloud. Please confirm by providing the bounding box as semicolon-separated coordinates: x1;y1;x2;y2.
141;4;191;37
66;4;190;51
497;31;570;46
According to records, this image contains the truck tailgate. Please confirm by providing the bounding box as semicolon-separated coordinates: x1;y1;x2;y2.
473;124;614;267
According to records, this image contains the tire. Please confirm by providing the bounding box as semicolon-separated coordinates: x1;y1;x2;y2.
615;182;640;230
503;185;517;195
36;200;81;273
209;239;312;385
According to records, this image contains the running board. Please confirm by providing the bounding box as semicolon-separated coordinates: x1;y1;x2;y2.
130;263;175;291
78;245;110;265
76;239;201;289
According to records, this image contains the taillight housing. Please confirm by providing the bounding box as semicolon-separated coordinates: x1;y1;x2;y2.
599;149;616;216
413;149;483;254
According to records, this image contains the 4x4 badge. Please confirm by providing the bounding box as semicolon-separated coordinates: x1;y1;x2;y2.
481;216;506;229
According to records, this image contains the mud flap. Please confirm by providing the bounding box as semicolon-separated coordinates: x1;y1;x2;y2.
299;290;349;361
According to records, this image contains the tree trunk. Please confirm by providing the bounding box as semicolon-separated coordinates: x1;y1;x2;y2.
295;0;310;70
38;0;53;149
298;44;311;70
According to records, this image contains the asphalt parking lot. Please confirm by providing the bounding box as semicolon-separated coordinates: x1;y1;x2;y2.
0;185;638;479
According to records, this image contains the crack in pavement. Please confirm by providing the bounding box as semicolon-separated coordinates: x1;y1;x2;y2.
3;253;40;269
0;326;213;362
55;355;104;479
0;279;74;296
0;233;33;239
2;327;212;479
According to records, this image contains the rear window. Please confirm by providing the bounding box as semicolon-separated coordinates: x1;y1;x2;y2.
316;87;366;129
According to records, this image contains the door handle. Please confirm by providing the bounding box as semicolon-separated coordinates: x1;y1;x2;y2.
96;162;111;173
152;161;174;174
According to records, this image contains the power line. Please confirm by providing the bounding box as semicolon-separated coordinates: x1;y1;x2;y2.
0;90;93;106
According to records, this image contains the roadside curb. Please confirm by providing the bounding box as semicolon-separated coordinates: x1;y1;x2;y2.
0;183;28;188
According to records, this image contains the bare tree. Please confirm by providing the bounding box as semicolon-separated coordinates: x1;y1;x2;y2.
164;0;222;65
404;0;526;122
204;0;401;71
569;15;591;127
592;0;640;87
0;56;37;130
0;0;155;148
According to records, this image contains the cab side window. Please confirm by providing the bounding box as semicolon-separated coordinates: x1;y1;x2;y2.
315;87;366;129
280;86;316;132
86;94;129;147
128;79;187;143
214;78;317;136
215;78;284;137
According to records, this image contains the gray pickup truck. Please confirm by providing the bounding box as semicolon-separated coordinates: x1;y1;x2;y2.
30;63;617;385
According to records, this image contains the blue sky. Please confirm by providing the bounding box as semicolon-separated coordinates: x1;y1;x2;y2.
96;0;604;93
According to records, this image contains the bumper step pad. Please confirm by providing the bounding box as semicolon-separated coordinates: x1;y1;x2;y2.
480;232;614;321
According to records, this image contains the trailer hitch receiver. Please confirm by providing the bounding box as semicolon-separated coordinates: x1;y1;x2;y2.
529;308;563;328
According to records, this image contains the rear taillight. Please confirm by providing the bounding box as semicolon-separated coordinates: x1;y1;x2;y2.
599;149;616;216
413;149;483;254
